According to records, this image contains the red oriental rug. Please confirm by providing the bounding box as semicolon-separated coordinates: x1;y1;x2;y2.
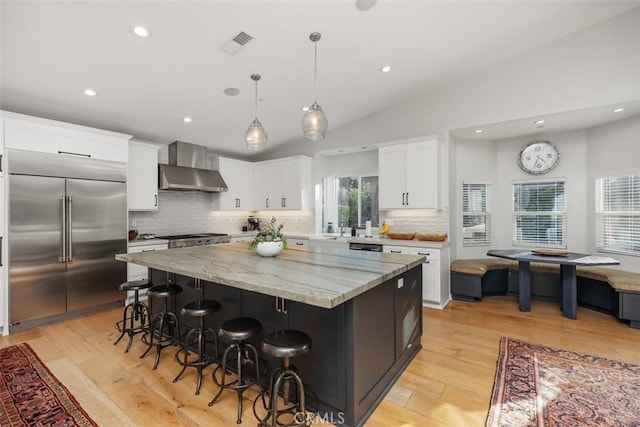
486;337;640;427
0;343;97;427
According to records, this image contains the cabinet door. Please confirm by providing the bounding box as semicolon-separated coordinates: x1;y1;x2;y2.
410;247;441;304
253;162;273;209
0;119;5;177
0;177;4;328
280;158;300;209
217;158;239;210
235;160;254;210
395;266;422;356
404;141;438;209
127;142;158;211
378;145;406;209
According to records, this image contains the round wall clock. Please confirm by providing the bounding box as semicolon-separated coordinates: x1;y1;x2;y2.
518;140;560;174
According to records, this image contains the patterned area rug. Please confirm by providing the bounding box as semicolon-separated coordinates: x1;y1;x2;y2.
0;343;97;427
486;337;640;427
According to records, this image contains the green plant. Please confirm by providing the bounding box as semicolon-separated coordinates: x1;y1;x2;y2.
249;217;288;250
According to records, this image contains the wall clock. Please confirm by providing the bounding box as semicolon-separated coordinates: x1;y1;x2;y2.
518;140;559;174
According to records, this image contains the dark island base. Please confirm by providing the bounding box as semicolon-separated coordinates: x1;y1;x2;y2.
150;265;423;427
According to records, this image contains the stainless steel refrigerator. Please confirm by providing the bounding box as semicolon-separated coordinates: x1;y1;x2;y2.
8;150;127;329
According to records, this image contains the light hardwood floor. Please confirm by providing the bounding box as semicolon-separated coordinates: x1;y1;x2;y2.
1;296;638;426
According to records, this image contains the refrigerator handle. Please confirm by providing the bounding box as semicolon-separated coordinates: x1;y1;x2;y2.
67;195;73;262
60;196;67;262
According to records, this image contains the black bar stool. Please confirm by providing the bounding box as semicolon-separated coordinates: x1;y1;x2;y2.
209;317;262;424
254;330;312;427
172;298;221;395
114;279;153;353
140;283;182;369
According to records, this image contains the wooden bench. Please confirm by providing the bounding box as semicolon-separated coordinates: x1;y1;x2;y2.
576;266;640;329
450;259;511;301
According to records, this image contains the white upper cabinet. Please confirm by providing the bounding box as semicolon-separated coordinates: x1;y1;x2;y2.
127;141;159;211
0;119;5;177
378;139;439;209
253;156;312;210
1;111;130;163
211;157;254;210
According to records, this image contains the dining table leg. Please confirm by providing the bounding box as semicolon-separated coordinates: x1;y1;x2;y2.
518;261;531;312
561;264;577;319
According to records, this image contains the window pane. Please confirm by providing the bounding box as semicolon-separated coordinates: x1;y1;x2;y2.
335;176;379;228
596;174;640;255
512;181;566;248
463;183;491;246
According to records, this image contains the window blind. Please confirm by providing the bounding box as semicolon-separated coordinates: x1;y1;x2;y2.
512;181;566;248
462;183;491;246
595;174;640;255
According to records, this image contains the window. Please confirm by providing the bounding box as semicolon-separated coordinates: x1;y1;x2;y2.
323;175;379;230
337;176;379;228
512;180;566;248
595;174;640;255
462;182;491;246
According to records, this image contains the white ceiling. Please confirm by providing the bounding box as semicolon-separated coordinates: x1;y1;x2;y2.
1;0;638;159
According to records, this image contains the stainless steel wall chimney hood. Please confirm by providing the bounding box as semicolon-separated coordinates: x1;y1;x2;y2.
158;141;228;192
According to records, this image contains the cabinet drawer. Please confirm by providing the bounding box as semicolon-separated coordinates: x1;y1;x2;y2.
288;238;308;247
127;243;168;279
383;246;411;254
409;248;440;261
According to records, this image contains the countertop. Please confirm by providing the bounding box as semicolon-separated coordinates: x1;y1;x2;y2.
115;242;424;309
127;238;169;247
230;232;450;248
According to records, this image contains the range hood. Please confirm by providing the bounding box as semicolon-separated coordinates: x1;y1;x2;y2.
158;141;228;192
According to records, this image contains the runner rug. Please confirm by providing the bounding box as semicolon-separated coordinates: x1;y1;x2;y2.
486;337;640;426
0;343;97;426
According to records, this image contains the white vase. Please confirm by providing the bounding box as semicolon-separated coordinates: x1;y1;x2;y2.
255;241;283;257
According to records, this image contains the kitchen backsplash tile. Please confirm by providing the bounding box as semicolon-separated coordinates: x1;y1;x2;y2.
381;209;449;234
129;191;315;235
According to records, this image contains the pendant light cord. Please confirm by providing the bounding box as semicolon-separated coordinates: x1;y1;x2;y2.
254;79;258;120
313;40;318;103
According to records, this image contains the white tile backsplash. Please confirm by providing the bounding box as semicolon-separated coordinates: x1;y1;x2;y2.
129;191;315;235
381;209;449;234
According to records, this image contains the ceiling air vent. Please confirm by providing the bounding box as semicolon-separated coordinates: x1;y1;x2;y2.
220;31;254;56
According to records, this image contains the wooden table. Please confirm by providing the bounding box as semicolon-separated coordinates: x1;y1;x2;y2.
487;249;619;319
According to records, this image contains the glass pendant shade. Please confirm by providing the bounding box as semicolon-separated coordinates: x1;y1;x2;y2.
245;73;267;149
302;32;328;141
245;118;267;150
302;102;328;141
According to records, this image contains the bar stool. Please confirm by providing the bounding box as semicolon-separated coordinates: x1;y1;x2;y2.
254;330;312;427
140;283;183;369
172;299;221;395
114;279;152;353
209;317;262;424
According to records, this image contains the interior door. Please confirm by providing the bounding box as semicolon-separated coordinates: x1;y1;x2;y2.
66;178;126;311
9;175;67;323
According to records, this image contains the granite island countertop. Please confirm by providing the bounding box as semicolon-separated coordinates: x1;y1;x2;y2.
115;242;424;309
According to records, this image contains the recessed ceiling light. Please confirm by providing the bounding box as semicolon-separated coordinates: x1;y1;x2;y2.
183;117;193;123
355;0;377;11
534;120;545;125
474;129;483;134
612;108;625;113
132;26;150;38
301;106;310;112
224;87;240;96
83;89;97;96
381;65;392;73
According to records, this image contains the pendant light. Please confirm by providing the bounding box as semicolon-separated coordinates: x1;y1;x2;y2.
245;73;267;150
302;32;328;141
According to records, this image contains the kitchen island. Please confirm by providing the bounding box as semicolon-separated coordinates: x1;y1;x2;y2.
116;242;424;427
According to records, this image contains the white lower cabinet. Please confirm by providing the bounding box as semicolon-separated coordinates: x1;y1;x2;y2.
0;177;5;332
126;242;168;303
384;244;450;309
